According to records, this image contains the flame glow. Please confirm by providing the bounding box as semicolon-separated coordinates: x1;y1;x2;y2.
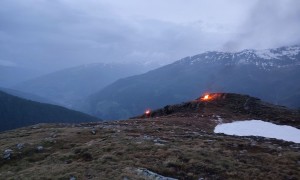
200;93;223;101
145;110;151;115
201;94;211;101
204;95;209;100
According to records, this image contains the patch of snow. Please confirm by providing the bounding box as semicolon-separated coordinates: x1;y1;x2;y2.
214;120;300;143
255;49;280;60
255;46;300;60
182;46;300;68
281;46;300;56
238;59;248;65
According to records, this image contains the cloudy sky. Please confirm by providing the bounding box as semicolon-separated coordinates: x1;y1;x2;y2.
0;0;299;71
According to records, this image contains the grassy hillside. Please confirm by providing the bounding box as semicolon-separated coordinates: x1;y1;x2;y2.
0;93;299;179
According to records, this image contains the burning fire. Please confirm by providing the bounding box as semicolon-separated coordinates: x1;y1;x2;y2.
199;93;223;101
145;109;151;116
203;94;209;100
201;94;211;101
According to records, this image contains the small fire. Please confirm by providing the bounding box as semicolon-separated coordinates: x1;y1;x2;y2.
203;94;209;100
199;93;223;101
145;109;151;116
200;94;211;101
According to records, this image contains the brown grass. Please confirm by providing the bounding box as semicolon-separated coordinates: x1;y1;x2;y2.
0;119;299;180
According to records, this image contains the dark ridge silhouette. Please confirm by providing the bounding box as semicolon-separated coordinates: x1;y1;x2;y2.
0;90;99;132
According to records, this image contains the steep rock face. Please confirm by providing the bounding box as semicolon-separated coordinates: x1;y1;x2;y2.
88;46;300;120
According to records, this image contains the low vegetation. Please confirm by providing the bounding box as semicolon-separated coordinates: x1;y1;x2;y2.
0;93;299;179
0;117;299;179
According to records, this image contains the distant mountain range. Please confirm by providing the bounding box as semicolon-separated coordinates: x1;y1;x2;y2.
0;90;99;132
0;65;42;87
0;87;54;105
87;45;300;120
13;62;156;109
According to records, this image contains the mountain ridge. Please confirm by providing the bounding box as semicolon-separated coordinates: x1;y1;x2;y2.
13;62;156;109
176;45;300;69
0;90;99;132
87;45;300;120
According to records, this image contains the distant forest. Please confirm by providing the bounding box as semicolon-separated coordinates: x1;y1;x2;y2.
0;91;99;131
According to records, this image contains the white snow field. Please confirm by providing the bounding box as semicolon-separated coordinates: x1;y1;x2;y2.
214;120;300;143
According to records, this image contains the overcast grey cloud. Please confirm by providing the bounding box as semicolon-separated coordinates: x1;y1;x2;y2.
224;0;300;51
0;0;299;71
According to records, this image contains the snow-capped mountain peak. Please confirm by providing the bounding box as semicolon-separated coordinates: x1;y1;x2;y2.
252;45;300;60
177;45;300;70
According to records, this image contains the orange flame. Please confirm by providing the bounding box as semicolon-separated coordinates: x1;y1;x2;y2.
201;94;211;101
199;93;223;101
203;94;209;100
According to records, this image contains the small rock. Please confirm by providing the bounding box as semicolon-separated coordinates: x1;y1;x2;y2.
204;140;215;143
187;172;194;177
3;149;13;160
70;176;76;180
135;168;177;180
154;143;165;146
239;150;248;154
16;143;25;150
122;176;129;180
91;129;96;135
143;135;153;140
36;146;44;151
44;137;56;144
32;125;40;129
64;160;72;164
290;144;300;149
50;133;57;138
154;138;168;144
